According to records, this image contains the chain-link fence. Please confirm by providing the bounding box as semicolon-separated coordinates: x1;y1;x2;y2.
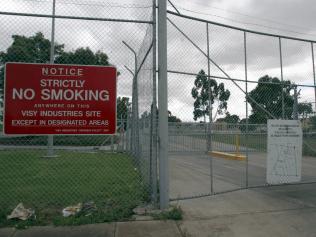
1;0;316;226
167;10;316;200
0;0;156;227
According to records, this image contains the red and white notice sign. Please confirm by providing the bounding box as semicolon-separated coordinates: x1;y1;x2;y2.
4;63;117;135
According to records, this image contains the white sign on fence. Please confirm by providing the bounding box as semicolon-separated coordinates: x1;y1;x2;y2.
267;120;302;184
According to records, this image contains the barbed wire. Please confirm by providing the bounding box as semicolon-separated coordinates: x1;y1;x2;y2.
178;5;315;33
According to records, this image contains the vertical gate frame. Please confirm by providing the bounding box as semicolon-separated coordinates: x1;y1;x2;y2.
206;22;214;194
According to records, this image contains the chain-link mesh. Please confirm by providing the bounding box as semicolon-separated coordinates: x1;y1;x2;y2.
0;0;155;227
1;0;316;224
167;11;316;200
133;18;155;198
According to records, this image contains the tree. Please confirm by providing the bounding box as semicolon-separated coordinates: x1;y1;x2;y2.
0;32;110;108
116;97;131;130
142;108;181;123
216;112;240;124
298;102;313;120
168;110;181;123
117;97;131;120
248;75;294;124
0;32;64;103
0;32;64;65
55;47;109;66
191;69;230;121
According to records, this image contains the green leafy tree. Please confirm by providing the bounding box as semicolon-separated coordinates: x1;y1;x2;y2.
117;97;131;120
55;47;109;66
117;97;131;130
168;110;181;123
0;32;64;65
248;75;294;124
0;32;110;112
298;102;313;120
239;118;258;132
144;109;181;123
191;69;230;121
216;112;240;124
0;32;64;103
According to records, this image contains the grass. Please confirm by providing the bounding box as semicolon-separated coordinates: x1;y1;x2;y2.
0;150;147;228
151;206;183;221
211;133;316;156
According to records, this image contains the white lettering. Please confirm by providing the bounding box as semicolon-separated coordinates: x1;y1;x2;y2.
40;89;110;101
21;111;37;116
41;89;50;100
41;67;84;76
12;88;35;100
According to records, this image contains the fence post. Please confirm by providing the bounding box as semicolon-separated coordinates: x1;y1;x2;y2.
279;37;285;119
244;31;249;188
120;115;124;152
111;135;114;152
123;42;139;158
126;112;129;153
206;22;214;194
46;0;56;158
293;86;299;120
128;110;132;153
135;60;140;161
312;43;316;112
158;0;169;209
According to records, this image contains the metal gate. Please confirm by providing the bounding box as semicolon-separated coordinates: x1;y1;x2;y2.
167;8;316;200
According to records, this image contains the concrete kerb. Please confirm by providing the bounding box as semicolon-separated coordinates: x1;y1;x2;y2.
10;224;115;237
116;220;181;237
0;221;182;237
0;228;15;237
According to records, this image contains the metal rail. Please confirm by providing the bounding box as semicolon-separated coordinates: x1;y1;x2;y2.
167;10;316;43
0;11;153;24
167;70;316;88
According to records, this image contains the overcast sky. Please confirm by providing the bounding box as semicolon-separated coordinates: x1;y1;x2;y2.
0;0;315;122
168;0;316;121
